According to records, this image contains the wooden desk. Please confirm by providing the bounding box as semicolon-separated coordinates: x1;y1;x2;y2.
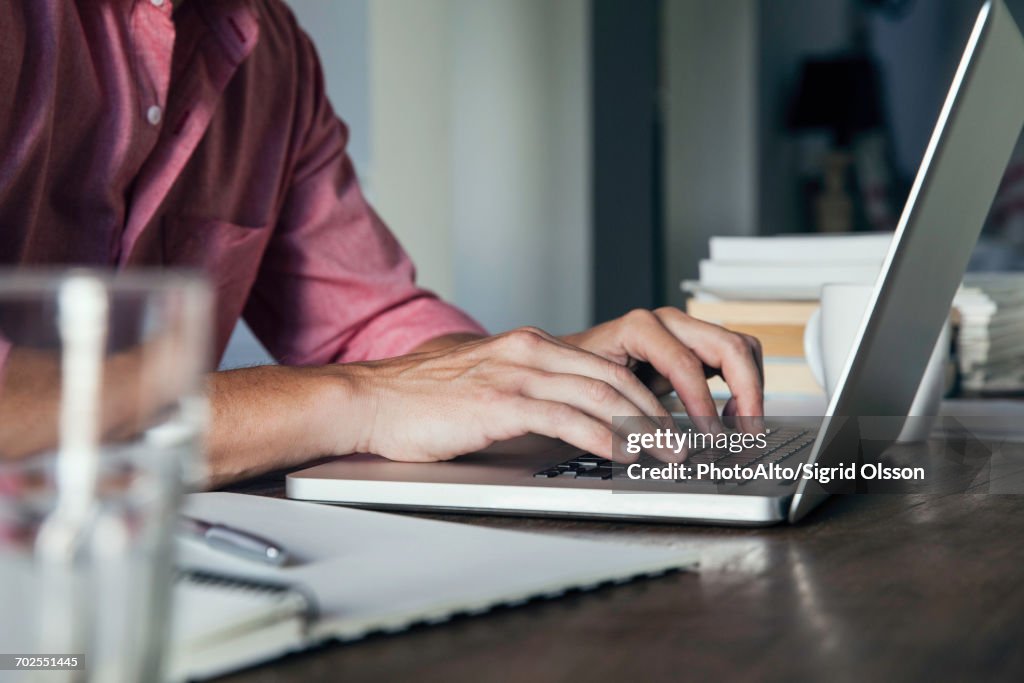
216;440;1024;683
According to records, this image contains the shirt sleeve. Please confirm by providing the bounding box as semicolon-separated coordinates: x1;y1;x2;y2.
241;19;485;366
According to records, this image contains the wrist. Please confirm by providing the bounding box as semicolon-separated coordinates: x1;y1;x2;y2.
314;362;379;456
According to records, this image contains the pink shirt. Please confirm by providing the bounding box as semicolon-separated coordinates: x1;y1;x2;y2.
0;0;484;365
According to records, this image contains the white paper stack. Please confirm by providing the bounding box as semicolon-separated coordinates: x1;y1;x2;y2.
954;273;1024;392
684;232;893;301
682;232;894;396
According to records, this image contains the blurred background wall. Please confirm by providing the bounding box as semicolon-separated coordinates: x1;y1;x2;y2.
223;0;1019;368
223;0;590;367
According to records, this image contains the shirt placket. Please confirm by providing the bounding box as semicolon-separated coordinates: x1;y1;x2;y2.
131;0;176;129
119;3;260;266
109;0;177;264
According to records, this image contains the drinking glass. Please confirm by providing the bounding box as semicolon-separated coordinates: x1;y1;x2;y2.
0;270;211;682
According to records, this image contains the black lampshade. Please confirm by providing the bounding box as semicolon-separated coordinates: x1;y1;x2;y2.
788;55;886;146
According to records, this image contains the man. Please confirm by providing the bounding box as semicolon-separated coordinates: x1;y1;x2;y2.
0;0;763;486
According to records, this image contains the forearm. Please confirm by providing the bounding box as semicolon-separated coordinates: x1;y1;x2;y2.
204;334;485;487
203;364;361;488
0;334;480;486
0;345;185;460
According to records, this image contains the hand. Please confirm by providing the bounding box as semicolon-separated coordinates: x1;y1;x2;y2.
561;307;764;425
200;309;764;484
342;328;681;464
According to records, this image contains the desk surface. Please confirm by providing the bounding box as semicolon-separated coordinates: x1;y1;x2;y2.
216;440;1024;683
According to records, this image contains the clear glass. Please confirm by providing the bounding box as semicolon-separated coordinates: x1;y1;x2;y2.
0;270;211;683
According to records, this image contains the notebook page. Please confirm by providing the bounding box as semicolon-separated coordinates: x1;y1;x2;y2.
177;493;697;643
167;573;309;681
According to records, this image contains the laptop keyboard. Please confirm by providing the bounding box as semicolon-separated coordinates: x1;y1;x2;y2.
533;427;816;482
534;453;615;480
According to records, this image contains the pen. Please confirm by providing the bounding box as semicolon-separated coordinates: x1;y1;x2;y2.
178;515;290;567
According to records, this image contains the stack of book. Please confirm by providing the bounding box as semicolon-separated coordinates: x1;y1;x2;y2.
953;273;1024;393
685;298;822;396
683;232;894;397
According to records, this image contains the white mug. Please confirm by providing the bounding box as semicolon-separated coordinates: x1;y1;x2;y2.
803;283;951;442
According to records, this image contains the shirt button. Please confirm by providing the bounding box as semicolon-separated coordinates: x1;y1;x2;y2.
147;105;163;126
151;0;165;6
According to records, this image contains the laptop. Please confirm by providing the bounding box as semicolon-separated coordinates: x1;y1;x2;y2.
288;0;1024;525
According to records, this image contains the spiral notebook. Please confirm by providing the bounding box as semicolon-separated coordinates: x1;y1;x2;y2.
170;492;697;681
169;572;311;681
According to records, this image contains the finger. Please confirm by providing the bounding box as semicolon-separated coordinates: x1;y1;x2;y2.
722;396;738;418
519;371;683;462
499;328;672;421
603;311;722;433
507;398;629;463
736;334;767;434
653;308;764;419
742;333;765;384
719;336;765;435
